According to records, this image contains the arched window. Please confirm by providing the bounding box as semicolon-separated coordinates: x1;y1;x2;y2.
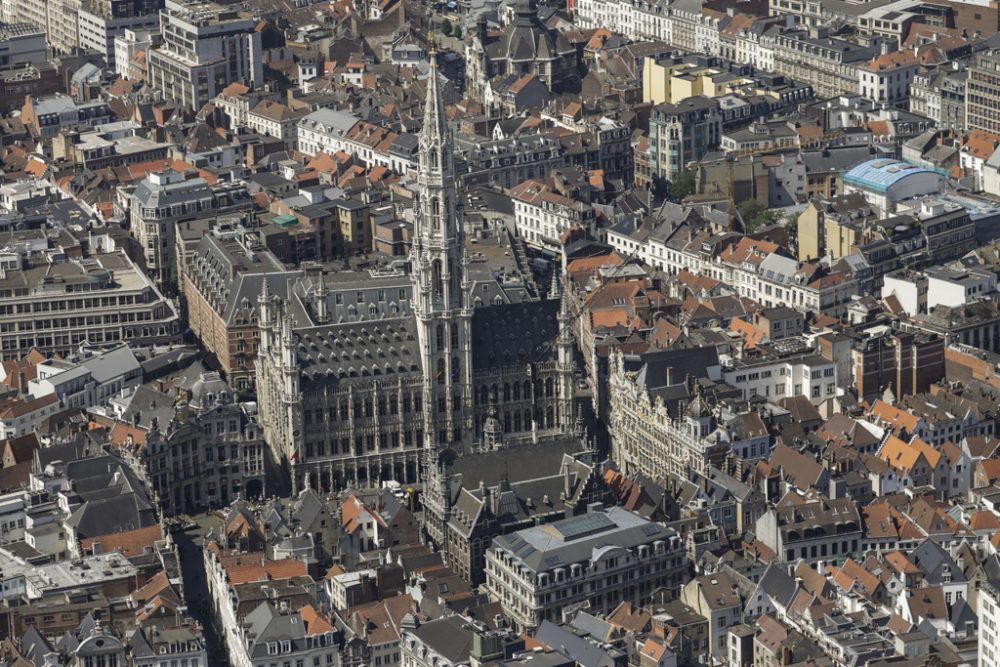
514;411;522;431
503;412;511;432
436;359;445;385
451;323;459;349
479;386;488;404
546;406;554;428
524;409;533;429
503;383;511;401
523;380;531;398
430;148;439;169
545;377;554;397
451;356;459;382
432;260;443;296
436;324;444;351
513;383;521;400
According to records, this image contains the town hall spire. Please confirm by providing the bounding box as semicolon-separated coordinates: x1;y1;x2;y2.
412;53;474;453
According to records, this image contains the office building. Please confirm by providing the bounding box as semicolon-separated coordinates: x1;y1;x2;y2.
146;0;262;111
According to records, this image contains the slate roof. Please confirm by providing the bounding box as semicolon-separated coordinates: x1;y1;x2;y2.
131;170;213;207
492;506;675;574
756;561;797;608
447;437;586;496
244;603;307;658
65;491;158;538
20;625;54;666
910;539;966;585
448;453;595;538
490;0;574;65
626;346;721;395
296;316;422;385
408;615;475;664
534;621;624;667
187;233;296;326
470;299;560;369
570;611;615;642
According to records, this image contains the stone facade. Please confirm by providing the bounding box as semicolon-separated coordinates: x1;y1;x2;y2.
254;57;575;504
465;0;579;103
607;348;737;484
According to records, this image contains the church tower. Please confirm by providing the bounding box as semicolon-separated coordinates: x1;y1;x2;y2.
412;53;474;452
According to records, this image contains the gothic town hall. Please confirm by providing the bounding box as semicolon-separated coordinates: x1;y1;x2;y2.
255;55;576;496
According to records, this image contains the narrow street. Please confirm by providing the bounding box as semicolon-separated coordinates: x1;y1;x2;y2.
173;525;230;667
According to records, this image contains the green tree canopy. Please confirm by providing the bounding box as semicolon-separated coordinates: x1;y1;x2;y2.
738;199;784;233
669;168;696;200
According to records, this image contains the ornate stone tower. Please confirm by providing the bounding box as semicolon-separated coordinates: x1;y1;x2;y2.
556;280;576;432
412;53;474;451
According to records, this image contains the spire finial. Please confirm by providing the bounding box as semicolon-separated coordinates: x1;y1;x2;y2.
574;403;584;431
421;53;445;149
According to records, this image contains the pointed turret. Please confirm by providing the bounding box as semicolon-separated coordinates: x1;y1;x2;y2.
258;277;273;354
549;268;561;299
420;52;448;160
414;51;460;249
259;275;270;303
315;272;330;324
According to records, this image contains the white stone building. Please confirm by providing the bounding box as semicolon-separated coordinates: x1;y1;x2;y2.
509;179;596;251
980;581;1000;667
484;505;686;631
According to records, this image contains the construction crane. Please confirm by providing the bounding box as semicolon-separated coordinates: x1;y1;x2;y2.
726;151;736;232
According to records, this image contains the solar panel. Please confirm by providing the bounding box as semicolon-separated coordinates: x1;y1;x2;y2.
553;513;615;540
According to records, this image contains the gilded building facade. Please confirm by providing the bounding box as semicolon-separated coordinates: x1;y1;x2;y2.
607;347;733;483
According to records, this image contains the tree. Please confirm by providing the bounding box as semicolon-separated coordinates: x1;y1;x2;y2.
737;199;784;233
453;25;462;38
669;168;696;200
785;213;799;255
441;18;453;36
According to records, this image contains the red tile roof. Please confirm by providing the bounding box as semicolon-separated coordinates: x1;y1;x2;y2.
80;524;162;557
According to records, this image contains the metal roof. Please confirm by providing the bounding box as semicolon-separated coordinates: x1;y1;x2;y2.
842;158;939;193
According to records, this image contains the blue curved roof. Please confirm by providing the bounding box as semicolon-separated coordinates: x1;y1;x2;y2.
842;159;940;193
